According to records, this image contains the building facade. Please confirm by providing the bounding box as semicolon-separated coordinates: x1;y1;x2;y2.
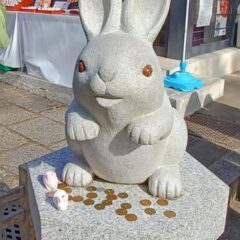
154;0;240;59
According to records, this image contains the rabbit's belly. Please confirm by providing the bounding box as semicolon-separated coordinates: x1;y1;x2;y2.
81;130;168;184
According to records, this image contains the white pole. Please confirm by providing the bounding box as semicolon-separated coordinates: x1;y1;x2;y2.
182;0;190;62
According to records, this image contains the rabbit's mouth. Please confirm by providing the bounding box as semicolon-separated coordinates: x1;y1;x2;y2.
95;96;123;108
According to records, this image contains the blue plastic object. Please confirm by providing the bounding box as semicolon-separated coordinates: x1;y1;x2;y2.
164;61;203;92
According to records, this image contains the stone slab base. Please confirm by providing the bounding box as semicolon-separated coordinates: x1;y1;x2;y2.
24;148;229;240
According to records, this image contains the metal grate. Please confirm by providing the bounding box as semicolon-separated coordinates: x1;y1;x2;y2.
1;224;21;240
0;201;22;240
187;135;202;149
186;113;240;149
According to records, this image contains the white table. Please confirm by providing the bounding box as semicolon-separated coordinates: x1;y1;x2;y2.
0;12;22;68
0;12;87;88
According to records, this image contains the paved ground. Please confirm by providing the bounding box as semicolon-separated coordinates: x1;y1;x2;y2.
0;81;67;191
0;71;240;239
188;71;240;240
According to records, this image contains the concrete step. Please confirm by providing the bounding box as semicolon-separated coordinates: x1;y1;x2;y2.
0;71;224;117
0;71;73;105
159;47;240;78
167;76;225;117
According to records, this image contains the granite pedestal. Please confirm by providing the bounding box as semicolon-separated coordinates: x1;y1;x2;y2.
24;148;229;240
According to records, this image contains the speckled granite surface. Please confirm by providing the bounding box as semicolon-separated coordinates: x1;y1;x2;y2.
25;148;229;240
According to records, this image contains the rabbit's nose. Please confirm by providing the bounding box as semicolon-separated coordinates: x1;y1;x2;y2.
90;74;106;95
98;69;116;82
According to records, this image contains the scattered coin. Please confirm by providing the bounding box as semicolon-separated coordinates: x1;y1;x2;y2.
101;200;112;206
157;199;169;206
87;192;98;199
116;208;128;216
139;199;151;206
87;186;97;192
58;182;68;189
68;195;73;201
83;199;95;206
121;203;132;210
144;208;156;215
118;192;128;199
164;210;176;218
125;214;137;222
106;194;117;201
94;204;105;210
104;189;114;195
64;188;72;193
72;196;83;202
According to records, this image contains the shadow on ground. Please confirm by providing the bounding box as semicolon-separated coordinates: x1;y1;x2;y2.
186;101;240;240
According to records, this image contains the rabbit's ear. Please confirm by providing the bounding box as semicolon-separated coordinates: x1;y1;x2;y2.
79;0;122;41
122;0;171;43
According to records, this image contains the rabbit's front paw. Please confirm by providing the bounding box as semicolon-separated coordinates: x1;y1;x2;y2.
62;162;93;187
127;121;160;145
148;165;181;199
67;113;99;141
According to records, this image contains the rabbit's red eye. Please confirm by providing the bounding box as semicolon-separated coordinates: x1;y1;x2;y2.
143;65;153;77
79;60;86;73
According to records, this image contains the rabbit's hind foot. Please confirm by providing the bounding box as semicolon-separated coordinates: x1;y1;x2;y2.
62;156;93;187
148;165;182;199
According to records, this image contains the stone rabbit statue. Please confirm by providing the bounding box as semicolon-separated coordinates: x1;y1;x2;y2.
63;0;188;199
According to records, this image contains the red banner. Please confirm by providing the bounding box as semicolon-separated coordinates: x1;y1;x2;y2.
220;0;230;18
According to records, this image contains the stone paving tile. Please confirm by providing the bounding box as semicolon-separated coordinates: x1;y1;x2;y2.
0;163;14;180
40;106;67;124
187;137;230;168
4;174;19;189
0;105;36;126
0;100;10;108
219;208;240;240
0;143;50;176
0;88;31;101
49;140;68;151
0;182;10;193
209;158;240;186
0;81;15;91
0;127;28;153
7;93;63;113
9;117;65;146
0;164;19;189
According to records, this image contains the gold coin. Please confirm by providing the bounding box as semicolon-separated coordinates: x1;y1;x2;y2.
87;186;97;192
68;195;73;201
83;199;95;206
94;204;105;210
102;200;112;206
72;196;83;202
58;182;68;189
164;210;176;218
118;192;128;199
121;203;132;210
115;208;128;216
157;199;169;206
144;208;156;215
106;194;117;201
125;214;137;222
64;187;72;193
87;192;98;199
139;199;151;206
104;189;115;195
